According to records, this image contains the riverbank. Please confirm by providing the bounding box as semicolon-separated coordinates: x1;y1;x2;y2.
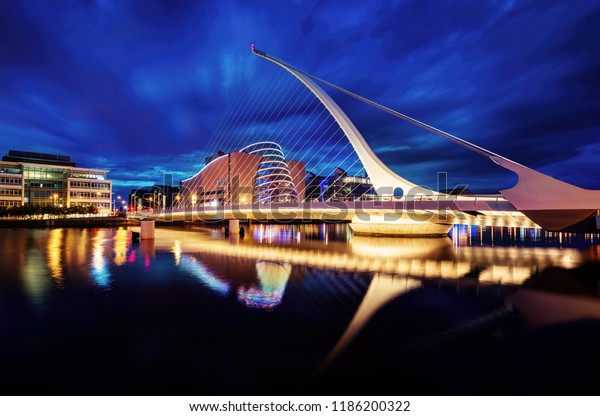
0;216;138;228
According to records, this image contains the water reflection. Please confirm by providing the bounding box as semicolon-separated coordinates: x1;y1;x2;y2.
139;239;155;268
47;228;64;287
253;223;349;244
349;235;452;259
8;225;597;311
179;254;230;297
64;227;88;268
321;274;422;369
1;225;599;395
451;224;600;248
23;245;50;309
112;227;129;266
172;240;182;265
228;232;241;245
253;224;302;245
91;230;111;288
177;251;292;310
510;288;600;328
237;261;291;309
150;227;587;288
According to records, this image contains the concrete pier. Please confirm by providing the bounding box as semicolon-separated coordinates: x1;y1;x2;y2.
229;219;240;234
140;220;155;240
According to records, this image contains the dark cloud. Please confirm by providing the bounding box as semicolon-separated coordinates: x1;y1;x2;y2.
0;0;599;198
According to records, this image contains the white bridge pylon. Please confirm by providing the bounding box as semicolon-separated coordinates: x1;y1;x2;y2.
251;46;433;199
251;45;600;231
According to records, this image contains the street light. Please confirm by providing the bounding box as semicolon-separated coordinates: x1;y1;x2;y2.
113;195;121;214
129;193;136;212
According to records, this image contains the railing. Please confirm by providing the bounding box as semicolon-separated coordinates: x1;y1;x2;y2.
163;193;507;212
134;194;514;219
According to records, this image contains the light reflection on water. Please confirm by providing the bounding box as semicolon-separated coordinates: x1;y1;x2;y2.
150;225;590;288
22;245;49;309
450;223;600;247
237;261;291;309
113;228;129;266
178;254;230;297
91;230;111;288
47;229;64;287
0;224;599;395
4;224;599;312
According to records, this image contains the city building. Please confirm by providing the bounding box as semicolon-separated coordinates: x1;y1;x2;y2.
0;150;112;213
179;141;305;207
128;184;181;212
306;167;376;202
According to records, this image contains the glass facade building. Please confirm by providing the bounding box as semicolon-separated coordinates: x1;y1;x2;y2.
239;142;299;204
0;150;112;213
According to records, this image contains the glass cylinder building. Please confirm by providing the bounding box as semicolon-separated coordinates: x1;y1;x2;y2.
239;142;299;204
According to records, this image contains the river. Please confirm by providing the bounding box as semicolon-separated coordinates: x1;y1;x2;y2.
0;224;598;395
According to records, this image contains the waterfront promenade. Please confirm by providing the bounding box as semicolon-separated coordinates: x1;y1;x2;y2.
0;215;136;228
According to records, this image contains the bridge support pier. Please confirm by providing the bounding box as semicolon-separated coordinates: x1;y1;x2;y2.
229;219;240;234
140;219;155;240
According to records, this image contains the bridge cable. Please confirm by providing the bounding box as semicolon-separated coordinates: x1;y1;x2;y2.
254;50;509;161
180;63;279;208
199;61;272;177
230;75;309;199
198;66;295;205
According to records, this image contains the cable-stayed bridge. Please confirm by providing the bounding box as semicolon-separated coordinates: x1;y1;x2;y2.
135;46;600;236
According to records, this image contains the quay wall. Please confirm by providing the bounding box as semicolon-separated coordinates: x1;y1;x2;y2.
0;216;137;228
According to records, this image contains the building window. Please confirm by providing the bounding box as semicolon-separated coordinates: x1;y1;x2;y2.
0;177;22;184
0;188;22;196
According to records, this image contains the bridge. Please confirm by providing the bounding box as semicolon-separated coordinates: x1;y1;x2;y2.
134;46;600;235
153;197;537;235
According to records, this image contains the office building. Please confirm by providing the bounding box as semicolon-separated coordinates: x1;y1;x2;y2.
0;150;112;213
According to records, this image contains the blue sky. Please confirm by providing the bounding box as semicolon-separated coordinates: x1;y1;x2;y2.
1;0;599;197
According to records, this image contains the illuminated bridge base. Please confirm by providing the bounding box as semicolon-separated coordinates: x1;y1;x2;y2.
134;197;545;236
350;215;452;237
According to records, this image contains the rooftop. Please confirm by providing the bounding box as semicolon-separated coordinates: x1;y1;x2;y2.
2;150;77;167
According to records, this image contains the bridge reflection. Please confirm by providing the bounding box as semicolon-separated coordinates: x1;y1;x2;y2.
321;274;422;369
151;227;585;287
3;225;598;391
147;225;596;370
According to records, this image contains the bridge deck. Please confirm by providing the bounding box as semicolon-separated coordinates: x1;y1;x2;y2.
132;196;539;229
